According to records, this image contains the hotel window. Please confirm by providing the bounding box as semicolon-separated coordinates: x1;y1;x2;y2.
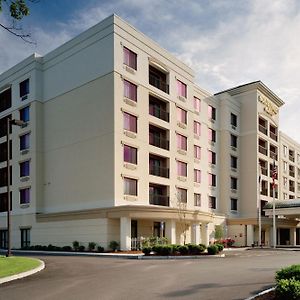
193;97;201;112
208;150;216;165
284;177;287;187
19;106;30;122
123;47;137;70
231;198;238;211
124;177;137;196
208;105;216;120
177;134;187;151
231;134;237;148
231;177;238;190
194;169;201;183
283;161;287;173
209;196;216;209
20;79;29;99
123;112;137;133
208;128;216;142
177;188;187;203
0;87;11;113
20;133;30;151
208;173;216;187
194;121;201;136
298;154;300;164
194;193;201;206
194;145;201;160
20;160;30;177
0;230;8;249
231;113;237;127
177;107;187;124
283;145;287;157
124;80;137;102
21;228;31;248
0;192;12;212
231;156;237;169
123;145;137;164
177;161;187;177
283;193;287;200
177;80;187;98
20;187;30;204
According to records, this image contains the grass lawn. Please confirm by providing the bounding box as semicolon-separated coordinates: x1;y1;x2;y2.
0;256;41;278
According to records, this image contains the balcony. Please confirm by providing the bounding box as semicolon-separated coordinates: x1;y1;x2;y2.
149;96;169;122
149;184;169;206
0;87;12;113
149;125;169;150
149;65;169;94
149;155;169;178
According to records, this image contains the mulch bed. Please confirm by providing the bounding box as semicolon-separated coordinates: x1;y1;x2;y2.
255;290;275;300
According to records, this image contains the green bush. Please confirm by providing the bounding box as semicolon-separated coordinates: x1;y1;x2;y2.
97;245;104;253
198;244;207;253
109;240;119;251
178;245;189;255
142;247;152;255
276;265;300;281
215;243;224;252
62;246;72;252
276;278;300;300
207;245;219;255
72;241;80;251
88;242;96;252
152;245;163;255
187;244;203;255
171;244;180;254
160;245;172;256
78;245;85;252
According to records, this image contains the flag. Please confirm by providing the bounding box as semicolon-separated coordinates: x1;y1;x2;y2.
272;160;277;188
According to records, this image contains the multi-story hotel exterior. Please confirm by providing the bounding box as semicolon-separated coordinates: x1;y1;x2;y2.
0;15;299;250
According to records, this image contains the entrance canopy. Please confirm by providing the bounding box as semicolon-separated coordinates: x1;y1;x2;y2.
263;199;300;219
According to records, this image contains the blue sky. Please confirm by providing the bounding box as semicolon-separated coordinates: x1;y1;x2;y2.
1;0;300;141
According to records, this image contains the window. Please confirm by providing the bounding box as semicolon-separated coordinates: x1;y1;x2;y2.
231;177;238;190
21;228;31;248
0;140;12;163
194;193;201;206
123;145;137;164
177;134;187;151
177;107;187;124
0;87;11;113
231;198;238;211
231;113;237;127
20;187;30;204
283;193;287;200
194;169;201;183
124;177;137;196
0;115;11;138
231;156;237;169
283;161;287;172
209;196;216;209
20;160;30;177
19;106;30;122
194;121;201;136
208;151;216;165
0;192;11;212
177;80;187;98
124;80;137;102
194;145;201;160
123;112;137;133
177;188;187;203
208;105;216;120
208;173;216;187
123;47;137;70
20;79;29;98
193;97;201;112
231;134;237;148
20;133;30;150
208;128;216;142
283;145;287;157
0;166;11;188
0;230;8;249
177;161;187;177
284;177;287;187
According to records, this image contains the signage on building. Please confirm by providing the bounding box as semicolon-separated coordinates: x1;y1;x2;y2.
258;94;279;116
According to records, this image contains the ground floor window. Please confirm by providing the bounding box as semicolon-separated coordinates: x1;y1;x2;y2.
0;229;8;249
153;221;165;237
21;228;31;248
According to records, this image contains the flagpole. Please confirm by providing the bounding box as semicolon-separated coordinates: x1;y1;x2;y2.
258;163;262;247
272;158;276;249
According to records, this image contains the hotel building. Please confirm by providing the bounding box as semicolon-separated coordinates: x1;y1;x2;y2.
0;15;299;250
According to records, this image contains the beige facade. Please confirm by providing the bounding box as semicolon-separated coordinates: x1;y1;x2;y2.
0;14;299;250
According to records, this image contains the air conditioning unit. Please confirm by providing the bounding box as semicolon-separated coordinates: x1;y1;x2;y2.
123;163;137;170
21;95;28;101
20;149;29;155
231;125;236;130
231;146;237;151
124;65;136;74
177;149;187;155
124;97;137;107
20;176;30;182
177;121;186;129
178;95;186;102
124;130;137;139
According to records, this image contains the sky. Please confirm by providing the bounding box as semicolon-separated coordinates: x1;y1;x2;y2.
0;0;300;142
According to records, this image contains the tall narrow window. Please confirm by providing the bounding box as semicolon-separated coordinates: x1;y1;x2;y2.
231;177;238;190
123;112;137;133
20;133;30;151
124;177;137;196
194;121;201;136
177;134;187;151
124;80;137;102
177;188;187;203
20;79;29;99
123;145;137;164
208;105;216;120
194;169;201;183
123;47;137;70
193;97;201;112
208;173;216;187
231;113;237;127
21;228;31;248
231;134;237;148
231;198;238;211
208;128;216;142
177;107;187;124
20;160;30;177
231;156;238;169
208;151;216;164
177;80;187;98
194;193;201;206
209;196;216;209
177;161;187;177
19;106;30;122
20;187;30;204
194;145;201;160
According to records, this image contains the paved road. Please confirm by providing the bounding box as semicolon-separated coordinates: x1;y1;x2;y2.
1;250;300;300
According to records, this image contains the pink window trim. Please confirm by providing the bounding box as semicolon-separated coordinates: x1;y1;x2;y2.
177;107;187;124
123;47;137;70
177;134;187;151
177;161;187;176
124;80;137;102
194;145;201;159
208;105;213;119
124;112;137;133
194;97;201;112
177;80;187;98
194;169;201;183
194;121;201;136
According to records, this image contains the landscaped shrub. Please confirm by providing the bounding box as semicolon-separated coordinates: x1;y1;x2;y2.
198;244;207;253
62;246;72;252
97;245;104;253
187;244;203;255
152;245;163;255
142;247;152;255
171;244;180;254
141;236;169;248
109;240;119;251
207;244;219;255
178;245;189;255
78;245;85;252
276;265;300;281
215;243;224;252
72;241;80;251
160;245;172;256
276;278;300;300
88;242;96;252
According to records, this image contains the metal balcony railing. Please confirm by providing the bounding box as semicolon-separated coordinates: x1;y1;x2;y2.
149;194;170;206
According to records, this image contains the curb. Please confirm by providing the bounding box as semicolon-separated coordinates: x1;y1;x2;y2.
138;253;225;259
244;287;275;300
0;259;45;285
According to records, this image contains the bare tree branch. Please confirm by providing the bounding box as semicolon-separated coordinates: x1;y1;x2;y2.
0;22;35;44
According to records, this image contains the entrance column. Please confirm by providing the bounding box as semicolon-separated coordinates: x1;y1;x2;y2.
192;223;201;244
291;228;297;246
120;216;131;251
246;225;254;246
201;223;210;246
165;220;176;244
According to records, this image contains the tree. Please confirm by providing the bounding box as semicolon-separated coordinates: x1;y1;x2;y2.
0;0;38;43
